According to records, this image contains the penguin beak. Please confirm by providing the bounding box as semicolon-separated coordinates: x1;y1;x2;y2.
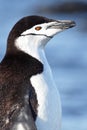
47;20;76;30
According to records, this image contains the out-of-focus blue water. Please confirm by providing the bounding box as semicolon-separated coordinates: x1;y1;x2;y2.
0;1;87;130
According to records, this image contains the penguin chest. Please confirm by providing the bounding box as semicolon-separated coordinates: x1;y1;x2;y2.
30;72;62;130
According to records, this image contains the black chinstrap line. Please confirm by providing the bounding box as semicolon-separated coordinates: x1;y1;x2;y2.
20;33;53;39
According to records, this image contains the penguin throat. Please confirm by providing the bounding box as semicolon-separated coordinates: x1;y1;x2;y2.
15;35;50;63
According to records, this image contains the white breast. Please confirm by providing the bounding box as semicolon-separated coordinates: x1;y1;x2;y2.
30;65;62;130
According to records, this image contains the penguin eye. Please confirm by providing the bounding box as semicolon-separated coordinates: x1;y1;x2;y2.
35;26;42;31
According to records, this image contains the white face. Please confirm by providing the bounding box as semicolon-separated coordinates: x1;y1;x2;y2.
15;20;74;61
21;21;62;39
15;21;63;60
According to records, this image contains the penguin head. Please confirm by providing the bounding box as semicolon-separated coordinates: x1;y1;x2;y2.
7;16;75;55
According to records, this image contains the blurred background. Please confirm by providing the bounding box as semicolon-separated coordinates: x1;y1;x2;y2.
0;0;87;130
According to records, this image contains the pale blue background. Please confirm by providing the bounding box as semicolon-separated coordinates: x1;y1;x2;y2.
0;0;87;130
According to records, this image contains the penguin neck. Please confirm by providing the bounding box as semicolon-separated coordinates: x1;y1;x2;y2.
15;35;50;70
29;47;51;72
36;48;50;70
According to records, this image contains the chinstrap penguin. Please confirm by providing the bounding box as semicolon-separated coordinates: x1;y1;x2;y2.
0;15;75;130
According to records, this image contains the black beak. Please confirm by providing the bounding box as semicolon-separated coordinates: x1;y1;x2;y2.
48;20;76;30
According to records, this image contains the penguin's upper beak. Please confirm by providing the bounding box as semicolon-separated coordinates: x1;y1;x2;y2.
47;20;76;30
